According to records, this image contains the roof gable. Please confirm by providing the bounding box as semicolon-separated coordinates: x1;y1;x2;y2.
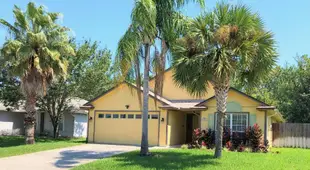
196;87;270;106
84;82;172;107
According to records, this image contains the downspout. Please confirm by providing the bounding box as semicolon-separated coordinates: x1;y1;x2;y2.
86;110;90;143
264;110;267;145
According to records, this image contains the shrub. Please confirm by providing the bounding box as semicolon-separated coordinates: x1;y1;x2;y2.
191;128;203;148
248;124;263;152
191;128;232;150
190;128;215;149
204;129;215;149
237;144;246;152
259;143;268;153
231;132;244;150
226;141;233;151
222;127;231;146
245;126;251;146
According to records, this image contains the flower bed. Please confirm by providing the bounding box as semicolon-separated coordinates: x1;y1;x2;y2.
186;124;268;153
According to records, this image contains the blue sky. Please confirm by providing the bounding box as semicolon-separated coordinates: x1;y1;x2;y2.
0;0;310;66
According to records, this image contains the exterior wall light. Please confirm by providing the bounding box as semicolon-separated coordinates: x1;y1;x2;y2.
125;105;130;109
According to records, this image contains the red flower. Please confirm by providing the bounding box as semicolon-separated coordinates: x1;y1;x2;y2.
202;141;207;146
194;128;201;136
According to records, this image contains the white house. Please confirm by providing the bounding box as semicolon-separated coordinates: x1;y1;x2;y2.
0;98;88;138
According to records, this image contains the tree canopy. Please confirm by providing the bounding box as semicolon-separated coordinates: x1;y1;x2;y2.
234;55;310;123
0;40;114;105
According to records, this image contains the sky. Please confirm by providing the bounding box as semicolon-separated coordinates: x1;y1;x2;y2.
0;0;310;66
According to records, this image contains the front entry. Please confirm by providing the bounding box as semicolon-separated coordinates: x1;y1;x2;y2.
186;114;194;143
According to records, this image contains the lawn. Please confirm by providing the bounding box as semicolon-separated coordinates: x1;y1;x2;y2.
73;148;310;170
0;136;85;158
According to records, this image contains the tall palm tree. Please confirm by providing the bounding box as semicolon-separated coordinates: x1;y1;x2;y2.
0;2;75;144
171;3;277;158
117;0;204;156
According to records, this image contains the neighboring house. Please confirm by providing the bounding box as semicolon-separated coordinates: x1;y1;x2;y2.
36;98;89;137
0;98;88;137
81;69;284;147
0;103;25;135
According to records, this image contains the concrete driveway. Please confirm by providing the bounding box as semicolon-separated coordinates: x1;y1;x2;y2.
0;144;139;170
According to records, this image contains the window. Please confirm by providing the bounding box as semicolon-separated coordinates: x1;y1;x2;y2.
151;114;159;119
216;113;248;133
106;114;111;118
113;114;119;119
128;114;134;119
98;114;104;118
59;116;65;131
148;115;150;119
120;114;126;119
135;114;142;119
231;114;248;132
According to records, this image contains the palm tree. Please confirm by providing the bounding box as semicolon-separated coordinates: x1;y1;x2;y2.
117;0;204;156
171;3;277;158
0;2;75;144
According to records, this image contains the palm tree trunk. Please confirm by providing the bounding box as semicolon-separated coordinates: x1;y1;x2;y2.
140;44;151;156
24;94;36;144
214;85;229;158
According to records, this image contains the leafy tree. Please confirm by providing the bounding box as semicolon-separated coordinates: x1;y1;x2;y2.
69;40;114;100
233;55;310;123
0;2;75;144
37;79;73;138
0;69;23;109
35;40;114;138
231;71;277;106
268;55;310;122
1;40;114;138
117;0;204;156
171;3;277;158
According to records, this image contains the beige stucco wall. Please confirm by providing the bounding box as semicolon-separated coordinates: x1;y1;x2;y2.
149;69;215;100
200;90;272;145
86;71;282;147
87;83;168;146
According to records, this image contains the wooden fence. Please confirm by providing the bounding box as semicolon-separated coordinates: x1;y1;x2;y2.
272;123;310;148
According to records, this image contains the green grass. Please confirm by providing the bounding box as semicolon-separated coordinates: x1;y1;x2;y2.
73;148;310;170
0;136;85;158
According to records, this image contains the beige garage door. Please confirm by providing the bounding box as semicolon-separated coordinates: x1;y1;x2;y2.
94;111;160;146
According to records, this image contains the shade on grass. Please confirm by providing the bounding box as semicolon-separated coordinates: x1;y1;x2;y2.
73;148;310;170
0;136;85;158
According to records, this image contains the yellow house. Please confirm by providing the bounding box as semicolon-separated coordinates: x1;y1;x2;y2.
81;69;284;147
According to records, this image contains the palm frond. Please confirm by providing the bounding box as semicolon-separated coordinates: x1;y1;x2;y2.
116;27;141;78
0;19;20;38
171;2;277;96
131;0;157;43
13;5;29;31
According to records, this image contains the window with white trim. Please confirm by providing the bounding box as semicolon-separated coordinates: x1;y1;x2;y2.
216;113;248;133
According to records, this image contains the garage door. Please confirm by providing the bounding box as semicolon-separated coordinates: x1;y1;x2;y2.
94;111;160;146
73;114;88;138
